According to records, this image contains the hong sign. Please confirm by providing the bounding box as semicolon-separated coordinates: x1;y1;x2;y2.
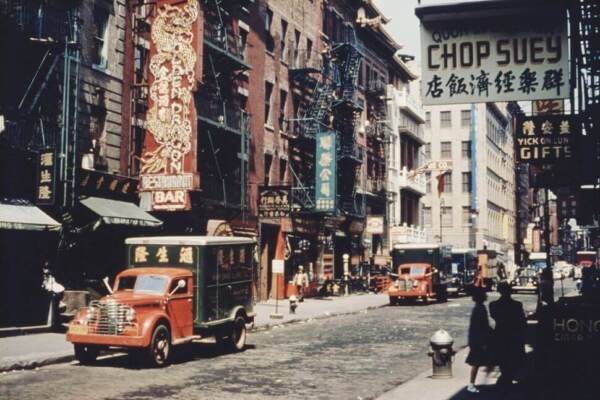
258;186;291;219
515;114;579;164
36;148;56;206
420;10;569;105
139;0;200;211
315;131;337;212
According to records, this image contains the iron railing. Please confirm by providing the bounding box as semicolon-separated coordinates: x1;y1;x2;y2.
197;101;247;134
1;0;70;40
203;20;247;62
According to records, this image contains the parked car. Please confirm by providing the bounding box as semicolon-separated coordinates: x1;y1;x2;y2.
67;236;256;367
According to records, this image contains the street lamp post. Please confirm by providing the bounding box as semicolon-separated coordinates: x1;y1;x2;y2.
439;198;445;244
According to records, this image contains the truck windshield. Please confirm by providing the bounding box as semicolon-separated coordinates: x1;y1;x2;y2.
410;266;426;276
117;275;168;294
531;260;547;270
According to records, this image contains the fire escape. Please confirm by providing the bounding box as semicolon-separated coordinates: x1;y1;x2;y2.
287;25;364;218
198;0;251;215
331;26;364;217
0;1;81;208
365;78;389;198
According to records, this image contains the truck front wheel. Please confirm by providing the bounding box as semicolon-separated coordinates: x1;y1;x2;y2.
389;296;398;306
74;344;99;365
226;316;247;352
148;324;171;367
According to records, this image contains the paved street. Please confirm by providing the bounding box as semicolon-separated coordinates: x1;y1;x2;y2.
0;290;541;400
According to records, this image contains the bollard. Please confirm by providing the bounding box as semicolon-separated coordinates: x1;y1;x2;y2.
428;329;455;379
289;295;298;314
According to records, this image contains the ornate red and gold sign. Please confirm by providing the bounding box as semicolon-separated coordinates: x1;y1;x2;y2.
140;0;200;211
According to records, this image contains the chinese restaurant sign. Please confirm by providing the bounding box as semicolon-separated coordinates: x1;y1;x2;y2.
36;148;56;205
315;131;336;212
515;114;578;164
139;0;200;211
420;10;569;105
258;186;291;219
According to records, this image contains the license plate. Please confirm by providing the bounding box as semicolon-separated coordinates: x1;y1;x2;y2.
69;324;88;335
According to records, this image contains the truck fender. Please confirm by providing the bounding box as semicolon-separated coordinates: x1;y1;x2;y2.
139;313;172;347
228;306;248;323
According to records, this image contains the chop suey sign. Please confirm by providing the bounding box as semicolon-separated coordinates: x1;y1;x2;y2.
420;9;569;105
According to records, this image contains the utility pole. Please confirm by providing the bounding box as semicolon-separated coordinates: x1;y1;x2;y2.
439;197;444;244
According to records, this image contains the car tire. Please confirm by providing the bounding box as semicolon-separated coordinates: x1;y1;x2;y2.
74;344;99;365
226;316;247;352
389;296;398;306
148;324;171;367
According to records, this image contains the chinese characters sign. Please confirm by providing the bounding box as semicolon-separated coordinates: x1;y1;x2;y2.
36;148;56;205
315;131;336;212
420;13;569;104
516;114;579;164
140;0;200;211
129;244;196;267
258;186;290;219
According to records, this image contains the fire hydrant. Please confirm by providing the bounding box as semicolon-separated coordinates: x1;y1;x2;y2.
428;329;455;379
289;295;298;314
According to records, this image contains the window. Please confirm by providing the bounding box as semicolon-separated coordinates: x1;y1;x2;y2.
424;143;431;160
423;207;432;226
278;89;287;128
264;154;273;185
440;111;451;128
93;6;110;68
426;172;431;193
279;158;287;183
462;207;471;226
462;172;471;193
264;82;273;124
425;111;431;128
441;141;452;159
443;172;452;193
280;19;288;61
306;38;313;61
441;207;453;227
265;9;274;52
239;29;248;60
462;141;471;159
461;110;471;127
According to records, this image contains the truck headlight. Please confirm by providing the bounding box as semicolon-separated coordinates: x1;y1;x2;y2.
413;281;419;288
125;308;136;323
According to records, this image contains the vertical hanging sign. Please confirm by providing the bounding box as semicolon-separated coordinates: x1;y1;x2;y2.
36;148;56;206
315;131;337;212
139;0;200;211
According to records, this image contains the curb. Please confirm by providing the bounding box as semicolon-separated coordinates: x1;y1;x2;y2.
1;353;75;373
251;302;388;332
0;301;388;373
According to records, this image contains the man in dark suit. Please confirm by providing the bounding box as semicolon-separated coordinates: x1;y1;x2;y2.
489;281;527;387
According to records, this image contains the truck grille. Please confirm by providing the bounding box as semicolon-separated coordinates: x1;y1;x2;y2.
87;300;134;335
397;280;412;291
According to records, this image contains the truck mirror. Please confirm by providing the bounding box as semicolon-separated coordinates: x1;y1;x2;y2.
168;279;186;296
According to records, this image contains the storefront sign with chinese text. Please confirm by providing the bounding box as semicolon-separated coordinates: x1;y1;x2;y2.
129;244;197;267
420;10;569;104
79;170;137;201
366;216;384;234
258;186;291;219
315;131;337;212
139;0;200;211
36;148;56;205
516;114;578;164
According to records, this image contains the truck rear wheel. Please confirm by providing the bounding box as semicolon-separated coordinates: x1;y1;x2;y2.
74;344;99;365
148;324;171;367
226;316;247;352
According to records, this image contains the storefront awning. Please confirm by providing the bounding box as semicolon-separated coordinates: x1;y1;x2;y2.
80;197;162;227
0;202;61;231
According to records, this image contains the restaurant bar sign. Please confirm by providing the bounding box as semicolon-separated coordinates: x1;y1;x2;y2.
36;148;56;205
258;186;291;219
516;114;578;164
315;131;337;212
417;4;569;105
139;0;200;211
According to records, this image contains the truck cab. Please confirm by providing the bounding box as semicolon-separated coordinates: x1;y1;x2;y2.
67;236;256;367
449;248;477;295
388;244;450;304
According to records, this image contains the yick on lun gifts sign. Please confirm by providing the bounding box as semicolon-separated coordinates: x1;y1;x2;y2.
515;114;579;164
419;7;569;105
139;0;200;211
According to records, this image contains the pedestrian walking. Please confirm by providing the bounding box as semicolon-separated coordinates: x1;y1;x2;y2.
293;265;309;301
489;281;526;388
465;288;492;394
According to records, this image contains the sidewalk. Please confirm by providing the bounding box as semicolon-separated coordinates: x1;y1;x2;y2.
0;293;388;372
